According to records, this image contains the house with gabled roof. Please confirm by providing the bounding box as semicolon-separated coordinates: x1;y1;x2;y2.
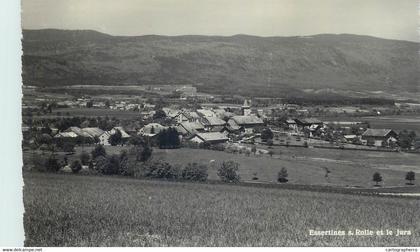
228;115;264;128
138;123;167;137
361;129;398;147
99;127;131;145
190;132;229;144
200;116;226;131
176;121;205;136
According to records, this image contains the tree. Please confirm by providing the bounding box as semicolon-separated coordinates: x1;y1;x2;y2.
182;163;208;181
158;128;180;149
62;142;75;153
91;145;106;159
140;161;181;180
95;155;109;173
86;101;93;108
129;135;153;162
398;130;416;150
261;128;274;142
106;155;121;175
80;151;90;165
109;129;122;146
252;172;258;180
129;135;145;146
373;172;383;186
45;155;61;172
405;171;415;185
217;161;240;183
277;167;288;183
153;109;166;120
268;150;274;157
251;145;257;155
119;150;129;175
70;160;82;173
245;149;251;157
139;144;153;162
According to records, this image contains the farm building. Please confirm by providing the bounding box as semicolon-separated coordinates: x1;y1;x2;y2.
99;127;131;145
81;127;105;138
294;118;323;128
361;129;398;147
200;116;226;131
190;132;229;144
138;123;167;137
64;127;92;138
285;119;298;131
197;109;217;118
228;115;264;128
176;121;205;136
54;131;78;139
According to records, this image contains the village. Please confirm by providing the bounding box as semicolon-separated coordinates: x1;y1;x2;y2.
21;84;420;158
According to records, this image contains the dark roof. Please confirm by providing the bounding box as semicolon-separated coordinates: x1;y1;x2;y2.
362;129;396;137
193;132;229;142
202;116;226;126
231;115;263;125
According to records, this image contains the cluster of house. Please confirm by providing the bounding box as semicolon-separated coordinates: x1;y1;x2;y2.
284;118;400;147
54;126;131;145
140;101;265;144
51;100;265;145
49;98;416;149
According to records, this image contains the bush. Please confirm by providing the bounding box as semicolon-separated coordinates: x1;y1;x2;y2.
182;163;208;181
373;172;383;186
94;155;109;173
70;160;82;173
32;155;47;172
105;155;121;175
210;143;226;152
140;161;181;180
109;129;122;146
122;159;139;177
217;161;240;183
62;142;76;153
277;167;288;183
91;145;106;159
80;151;90;165
45;155;62;172
405;171;415;185
130;144;153;162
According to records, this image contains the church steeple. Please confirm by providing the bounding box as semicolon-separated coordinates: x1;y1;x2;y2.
241;99;251;115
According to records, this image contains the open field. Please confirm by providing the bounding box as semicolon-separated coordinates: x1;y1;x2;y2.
23;172;420;246
26;145;419;189
24;107;143;120
321;115;420;134
152;148;420;188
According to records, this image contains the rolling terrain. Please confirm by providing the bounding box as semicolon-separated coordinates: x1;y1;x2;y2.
22;29;419;97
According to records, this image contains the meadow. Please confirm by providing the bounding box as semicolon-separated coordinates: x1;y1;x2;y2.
60;145;420;188
321;115;420;134
26;107;143;120
23;172;420;246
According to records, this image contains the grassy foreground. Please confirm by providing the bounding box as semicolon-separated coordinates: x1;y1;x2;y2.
23;172;420;246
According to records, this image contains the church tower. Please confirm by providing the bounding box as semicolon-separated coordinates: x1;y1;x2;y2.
241;99;251;116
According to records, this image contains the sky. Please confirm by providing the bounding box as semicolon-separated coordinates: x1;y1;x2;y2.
22;0;419;41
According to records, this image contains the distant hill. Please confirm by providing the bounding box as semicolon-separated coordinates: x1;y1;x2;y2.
22;29;419;97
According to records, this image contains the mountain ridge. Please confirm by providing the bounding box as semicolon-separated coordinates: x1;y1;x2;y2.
22;29;420;97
